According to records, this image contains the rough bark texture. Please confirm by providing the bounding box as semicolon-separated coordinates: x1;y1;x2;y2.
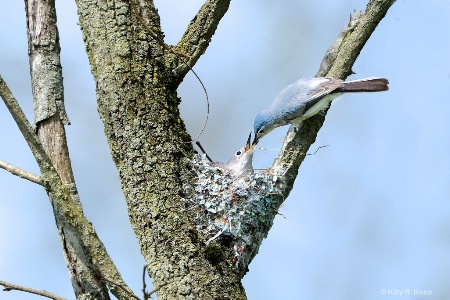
76;0;246;298
25;1;109;298
24;1;133;299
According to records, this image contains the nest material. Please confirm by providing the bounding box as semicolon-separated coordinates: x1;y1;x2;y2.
189;154;283;273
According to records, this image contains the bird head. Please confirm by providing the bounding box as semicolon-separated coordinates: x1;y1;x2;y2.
253;111;276;146
219;132;256;175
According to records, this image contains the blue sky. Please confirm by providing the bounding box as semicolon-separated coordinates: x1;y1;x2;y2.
1;1;450;299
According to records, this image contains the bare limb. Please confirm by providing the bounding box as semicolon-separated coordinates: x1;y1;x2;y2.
316;12;364;77
23;0;135;298
0;160;41;184
327;0;397;80
25;0;109;297
0;74;132;300
0;280;67;300
272;0;396;199
0;75;54;174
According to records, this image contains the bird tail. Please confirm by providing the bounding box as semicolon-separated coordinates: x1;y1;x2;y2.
337;77;389;92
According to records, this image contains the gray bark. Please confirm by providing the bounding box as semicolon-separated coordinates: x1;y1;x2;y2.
75;0;247;298
24;0;134;299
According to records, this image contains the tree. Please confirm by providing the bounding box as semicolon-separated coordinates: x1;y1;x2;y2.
7;0;450;298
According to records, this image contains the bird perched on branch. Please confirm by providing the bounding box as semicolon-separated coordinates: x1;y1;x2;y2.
252;77;389;145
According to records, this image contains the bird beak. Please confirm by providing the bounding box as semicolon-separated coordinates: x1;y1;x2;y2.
251;136;259;146
244;132;252;152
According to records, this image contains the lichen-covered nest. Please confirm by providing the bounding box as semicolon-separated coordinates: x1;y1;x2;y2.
188;154;284;273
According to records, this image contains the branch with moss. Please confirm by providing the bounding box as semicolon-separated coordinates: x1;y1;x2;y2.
174;0;231;77
1;73;136;299
22;0;136;298
272;0;396;199
0;75;54;173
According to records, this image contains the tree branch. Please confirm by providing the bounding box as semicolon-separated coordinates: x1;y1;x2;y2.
25;1;110;298
24;1;135;298
0;280;67;300
315;11;364;78
173;0;231;77
272;0;396;198
0;160;41;184
0;74;54;174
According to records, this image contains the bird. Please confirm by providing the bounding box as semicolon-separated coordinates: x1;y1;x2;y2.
212;132;256;176
252;77;389;145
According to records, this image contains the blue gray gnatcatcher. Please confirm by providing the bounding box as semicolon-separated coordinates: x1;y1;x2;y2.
253;77;389;145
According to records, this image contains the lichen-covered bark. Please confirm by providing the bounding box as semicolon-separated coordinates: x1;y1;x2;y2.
174;0;231;78
25;1;110;298
25;0;70;126
24;1;134;299
76;0;245;298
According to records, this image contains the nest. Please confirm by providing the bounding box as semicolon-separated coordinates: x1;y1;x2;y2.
188;154;284;274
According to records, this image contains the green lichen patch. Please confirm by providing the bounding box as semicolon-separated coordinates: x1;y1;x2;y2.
203;243;223;266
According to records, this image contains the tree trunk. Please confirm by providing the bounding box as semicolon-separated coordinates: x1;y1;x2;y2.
75;0;248;298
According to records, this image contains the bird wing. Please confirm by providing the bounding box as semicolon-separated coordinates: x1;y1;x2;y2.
273;78;342;122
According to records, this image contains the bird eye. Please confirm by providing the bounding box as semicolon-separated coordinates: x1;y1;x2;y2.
259;129;264;134
236;151;242;155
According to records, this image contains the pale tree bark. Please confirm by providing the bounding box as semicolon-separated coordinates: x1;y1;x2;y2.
23;0;135;299
0;0;395;299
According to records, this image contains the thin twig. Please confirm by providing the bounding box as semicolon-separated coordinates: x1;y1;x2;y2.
0;75;54;173
129;0;209;142
195;141;213;162
142;265;147;299
142;265;169;300
0;160;41;184
307;145;329;156
0;280;67;300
